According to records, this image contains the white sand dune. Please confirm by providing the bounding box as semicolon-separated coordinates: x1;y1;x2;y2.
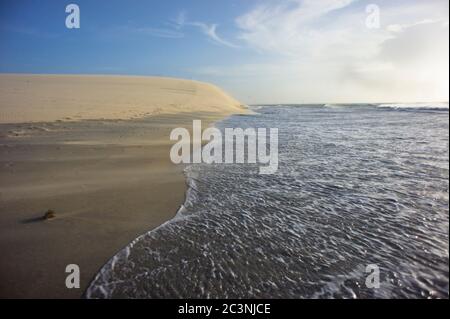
0;74;246;123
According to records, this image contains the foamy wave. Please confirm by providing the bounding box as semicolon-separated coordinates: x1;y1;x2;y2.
377;102;449;110
323;104;342;108
85;165;199;299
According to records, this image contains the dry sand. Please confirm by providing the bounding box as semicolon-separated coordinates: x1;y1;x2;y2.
0;74;245;124
0;74;247;298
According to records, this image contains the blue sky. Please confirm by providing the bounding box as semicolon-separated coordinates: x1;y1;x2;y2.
1;0;448;103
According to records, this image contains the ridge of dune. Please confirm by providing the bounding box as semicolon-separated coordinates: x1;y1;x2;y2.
0;74;247;124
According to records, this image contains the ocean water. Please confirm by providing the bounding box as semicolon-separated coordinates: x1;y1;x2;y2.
86;103;449;299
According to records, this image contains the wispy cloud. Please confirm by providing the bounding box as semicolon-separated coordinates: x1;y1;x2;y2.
235;0;364;57
190;22;239;48
174;11;238;48
386;18;439;33
109;25;184;39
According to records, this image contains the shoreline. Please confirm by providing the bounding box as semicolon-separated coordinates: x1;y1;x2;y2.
85;113;237;298
0;112;237;298
85;109;240;297
0;74;247;298
85;156;196;298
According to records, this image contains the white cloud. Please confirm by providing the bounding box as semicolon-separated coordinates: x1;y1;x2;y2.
105;25;184;39
122;26;184;39
189;22;239;48
235;0;359;56
386;19;438;33
174;12;238;48
207;0;449;103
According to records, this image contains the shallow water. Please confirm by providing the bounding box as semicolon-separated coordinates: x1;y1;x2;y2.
87;104;449;299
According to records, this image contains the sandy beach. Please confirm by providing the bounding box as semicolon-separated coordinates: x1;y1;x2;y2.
1;0;448;303
0;74;247;298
